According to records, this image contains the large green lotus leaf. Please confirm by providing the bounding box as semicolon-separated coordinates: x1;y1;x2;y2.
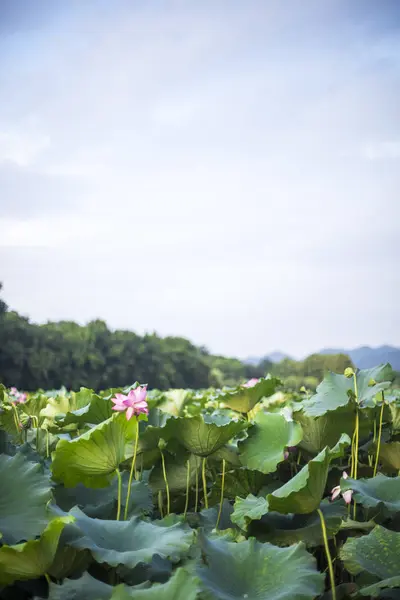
295;405;371;454
65;508;194;568
378;442;400;472
156;389;189;417
217;376;281;413
52;414;132;488
57;391;113;427
389;403;400;431
211;443;241;467
40;389;91;420
0;453;52;544
165;414;247;457
47;571;114;600
149;451;199;493
0;404;21;439
341;526;400;596
55;476;153;519
360;577;400;598
112;568;199;600
238;411;302;473
301;365;393;417
47;544;92;579
47;568;198;600
341;474;400;517
197;533;324;600
20;393;49;420
355;364;394;407
265;434;350;514
124;409;171;459
0;516;73;585
247;499;346;546
231;494;269;530
209;467;269;504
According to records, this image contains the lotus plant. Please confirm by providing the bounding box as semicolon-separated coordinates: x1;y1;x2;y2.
9;387;27;404
111;385;148;520
331;471;353;504
242;378;259;388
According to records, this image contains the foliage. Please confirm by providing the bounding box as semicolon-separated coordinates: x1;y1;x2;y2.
1;359;400;599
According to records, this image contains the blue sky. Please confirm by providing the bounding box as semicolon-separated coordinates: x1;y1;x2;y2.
0;0;399;358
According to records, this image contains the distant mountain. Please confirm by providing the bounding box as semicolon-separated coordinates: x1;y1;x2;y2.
319;346;400;371
245;351;291;365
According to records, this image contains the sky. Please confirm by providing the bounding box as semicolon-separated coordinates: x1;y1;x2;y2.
0;0;399;359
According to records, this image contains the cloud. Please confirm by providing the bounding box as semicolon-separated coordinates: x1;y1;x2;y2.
362;140;400;160
0;130;50;167
0;0;399;357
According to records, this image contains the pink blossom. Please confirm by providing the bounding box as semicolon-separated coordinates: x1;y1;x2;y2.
9;387;27;403
111;386;148;420
243;378;259;388
331;471;353;504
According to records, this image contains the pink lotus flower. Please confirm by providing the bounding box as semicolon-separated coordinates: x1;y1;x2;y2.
331;471;353;504
9;387;27;403
243;378;259;388
111;386;148;420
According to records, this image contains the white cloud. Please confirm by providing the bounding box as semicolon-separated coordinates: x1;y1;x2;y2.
0;0;399;357
362;141;400;160
0;130;50;167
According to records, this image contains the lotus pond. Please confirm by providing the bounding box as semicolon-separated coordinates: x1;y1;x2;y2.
1;365;400;599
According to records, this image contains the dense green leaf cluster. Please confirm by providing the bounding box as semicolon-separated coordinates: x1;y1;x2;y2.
1;361;400;599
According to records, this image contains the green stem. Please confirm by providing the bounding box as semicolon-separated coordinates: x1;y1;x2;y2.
296;449;302;465
124;419;139;520
160;449;170;516
352;372;360;480
194;457;199;513
115;468;122;521
317;509;336;600
11;404;20;438
353;409;359;480
216;459;226;530
202;457;208;509
373;392;385;478
158;490;164;518
44;573;51;585
46;429;50;458
183;459;190;519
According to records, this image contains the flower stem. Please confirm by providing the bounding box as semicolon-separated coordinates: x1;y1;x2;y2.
353;409;359;480
194;457;199;512
11;404;20;438
351;371;360;481
158;490;164;518
46;429;50;458
183;459;191;519
216;459;226;530
202;457;208;509
44;573;51;585
124;419;139;520
115;468;122;521
373;391;385;478
160;449;170;516
317;508;336;600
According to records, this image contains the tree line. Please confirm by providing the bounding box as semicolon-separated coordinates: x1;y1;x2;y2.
0;284;354;391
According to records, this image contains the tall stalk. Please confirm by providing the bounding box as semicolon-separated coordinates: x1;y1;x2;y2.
194;457;199;513
124;419;139;520
373;391;385;477
160;448;170;515
216;459;226;530
115;468;122;521
183;459;191;519
202;457;208;509
317;509;336;600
